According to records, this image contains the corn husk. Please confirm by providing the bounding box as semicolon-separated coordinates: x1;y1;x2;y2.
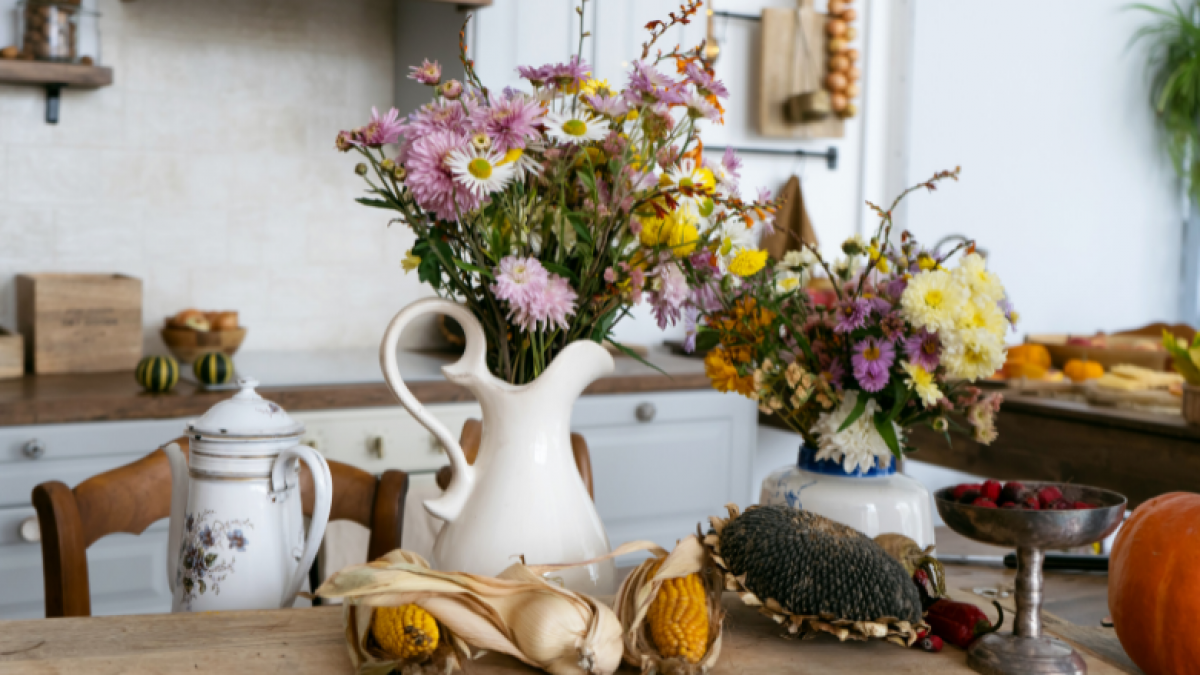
705;504;925;648
316;550;623;675
613;535;725;675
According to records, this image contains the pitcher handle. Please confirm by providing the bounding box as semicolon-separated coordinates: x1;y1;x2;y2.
164;442;188;593
380;298;485;524
270;445;332;608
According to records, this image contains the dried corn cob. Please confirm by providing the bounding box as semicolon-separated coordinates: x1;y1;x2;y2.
614;535;724;674
644;560;708;663
372;604;440;660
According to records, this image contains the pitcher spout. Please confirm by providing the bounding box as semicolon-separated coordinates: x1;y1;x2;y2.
530;340;615;402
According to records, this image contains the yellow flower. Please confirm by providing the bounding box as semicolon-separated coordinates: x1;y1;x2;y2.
902;361;943;407
953;252;1006;302
497;148;524;166
401;250;421;273
580;78;612;97
664;210;699;257
728;249;768;277
900;269;967;333
942;329;1005;381
639;216;667;248
957;296;1008;340
705;348;754;396
917;253;940;271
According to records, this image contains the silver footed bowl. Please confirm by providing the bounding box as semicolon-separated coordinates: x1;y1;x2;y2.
934;481;1126;549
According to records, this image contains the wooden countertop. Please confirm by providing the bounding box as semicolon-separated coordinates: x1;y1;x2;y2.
0;348;711;427
0;575;1135;675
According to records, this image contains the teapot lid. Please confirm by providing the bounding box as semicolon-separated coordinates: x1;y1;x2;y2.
188;378;304;439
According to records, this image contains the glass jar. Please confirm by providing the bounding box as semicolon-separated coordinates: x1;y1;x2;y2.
19;1;80;62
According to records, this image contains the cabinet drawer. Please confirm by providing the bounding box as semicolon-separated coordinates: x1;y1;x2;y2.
0;507;39;547
292;404;482;475
0;418;188;465
0;452;150;509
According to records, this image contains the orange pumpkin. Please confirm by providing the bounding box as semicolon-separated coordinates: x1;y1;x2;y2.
1063;359;1103;382
1109;492;1200;675
1006;343;1051;370
1002;361;1047;380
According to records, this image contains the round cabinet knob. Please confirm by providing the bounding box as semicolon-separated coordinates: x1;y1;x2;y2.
635;402;657;423
22;439;46;460
19;516;40;543
370;435;385;459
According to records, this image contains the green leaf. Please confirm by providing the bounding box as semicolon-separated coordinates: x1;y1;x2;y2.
542;261;580;285
577;166;597;196
204;553;218;566
609;339;670;377
694;329;720;353
873;411;903;459
837;394;869;433
355;197;394;210
417;254;442;289
566;213;594;246
198;579;207;595
887;379;911;422
452;259;495;280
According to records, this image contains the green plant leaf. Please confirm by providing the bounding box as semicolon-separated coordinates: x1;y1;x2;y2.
837;394;869;433
452;259;495;280
542;260;580;285
566;213;594;246
694;329;720;353
873;410;903;459
355;197;393;210
609;339;669;377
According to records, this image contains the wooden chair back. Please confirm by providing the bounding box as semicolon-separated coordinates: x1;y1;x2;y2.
32;436;409;618
435;419;594;500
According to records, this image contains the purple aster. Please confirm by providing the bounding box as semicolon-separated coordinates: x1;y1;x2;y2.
471;92;543;152
627;60;678;101
904;329;941;371
860;288;892;315
684;92;721;122
819;358;846;391
879;312;905;339
405;130;482;221
408;59;441;85
833;298;870;333
406;98;478;138
685;61;730;98
852;337;895;392
358;107;405;147
683;307;699;353
999;298;1018;327
583;92;632;118
517;64;553;86
548;56;591;89
885;276;909;299
721;147;743;180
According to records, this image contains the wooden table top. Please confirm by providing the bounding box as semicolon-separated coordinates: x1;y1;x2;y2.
0;575;1137;674
0;348;711;427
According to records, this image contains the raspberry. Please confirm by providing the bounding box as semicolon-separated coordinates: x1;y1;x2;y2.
981;480;1002;502
971;497;998;509
1037;486;1064;509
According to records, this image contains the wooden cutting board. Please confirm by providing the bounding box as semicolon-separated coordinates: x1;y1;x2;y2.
759;0;845;139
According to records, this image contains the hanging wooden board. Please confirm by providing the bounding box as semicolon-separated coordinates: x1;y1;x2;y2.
759;0;845;139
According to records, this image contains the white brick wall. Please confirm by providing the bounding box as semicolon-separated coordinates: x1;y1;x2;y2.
0;0;437;353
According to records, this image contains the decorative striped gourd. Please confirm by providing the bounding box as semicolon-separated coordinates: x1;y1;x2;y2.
194;351;233;386
136;356;179;393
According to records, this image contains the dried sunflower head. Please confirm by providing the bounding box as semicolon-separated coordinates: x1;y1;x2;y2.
705;504;926;647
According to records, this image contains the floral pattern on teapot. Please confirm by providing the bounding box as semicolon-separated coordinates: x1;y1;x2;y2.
176;510;253;609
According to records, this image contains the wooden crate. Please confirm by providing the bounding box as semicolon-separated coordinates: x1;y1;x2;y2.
0;327;22;379
16;274;143;374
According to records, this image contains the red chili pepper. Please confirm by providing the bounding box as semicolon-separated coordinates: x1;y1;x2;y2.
923;599;1004;649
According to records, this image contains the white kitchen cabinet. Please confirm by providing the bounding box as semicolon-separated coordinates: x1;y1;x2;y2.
0;389;755;618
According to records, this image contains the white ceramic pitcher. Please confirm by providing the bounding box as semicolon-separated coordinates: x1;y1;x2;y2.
164;379;332;612
380;298;616;594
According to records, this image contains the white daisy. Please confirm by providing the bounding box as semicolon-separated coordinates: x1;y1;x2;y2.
662;159;717;215
715;216;759;274
502;139;545;179
446;146;516;196
544;111;610;145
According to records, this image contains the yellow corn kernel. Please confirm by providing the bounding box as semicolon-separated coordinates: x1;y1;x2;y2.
371;603;439;660
645;560;709;664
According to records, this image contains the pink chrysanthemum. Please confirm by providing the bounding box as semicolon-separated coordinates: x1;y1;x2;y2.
650;261;689;329
491;256;577;332
471;92;544;152
409;59;441;85
406;98;478;138
405;131;481;221
852;337;895;392
359;107;405;147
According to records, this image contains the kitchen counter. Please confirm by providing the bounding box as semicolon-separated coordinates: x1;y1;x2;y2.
0;347;710;427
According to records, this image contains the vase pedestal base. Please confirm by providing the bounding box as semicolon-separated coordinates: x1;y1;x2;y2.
967;634;1086;675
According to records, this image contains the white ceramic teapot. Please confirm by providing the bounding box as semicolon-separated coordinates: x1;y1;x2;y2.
164;379;332;612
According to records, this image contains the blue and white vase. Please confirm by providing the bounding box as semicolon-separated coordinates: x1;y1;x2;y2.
760;445;935;548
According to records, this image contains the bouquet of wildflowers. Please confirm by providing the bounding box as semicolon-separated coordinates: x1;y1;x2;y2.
689;169;1012;473
337;0;776;385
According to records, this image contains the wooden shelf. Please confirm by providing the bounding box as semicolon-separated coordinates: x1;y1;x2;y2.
0;60;113;88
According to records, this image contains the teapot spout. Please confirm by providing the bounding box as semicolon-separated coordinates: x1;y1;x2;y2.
163;442;189;593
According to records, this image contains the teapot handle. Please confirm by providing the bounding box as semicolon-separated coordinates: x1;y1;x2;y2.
380;298;486;524
270;445;332;608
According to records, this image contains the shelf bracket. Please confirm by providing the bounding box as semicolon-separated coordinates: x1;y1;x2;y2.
44;84;63;125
